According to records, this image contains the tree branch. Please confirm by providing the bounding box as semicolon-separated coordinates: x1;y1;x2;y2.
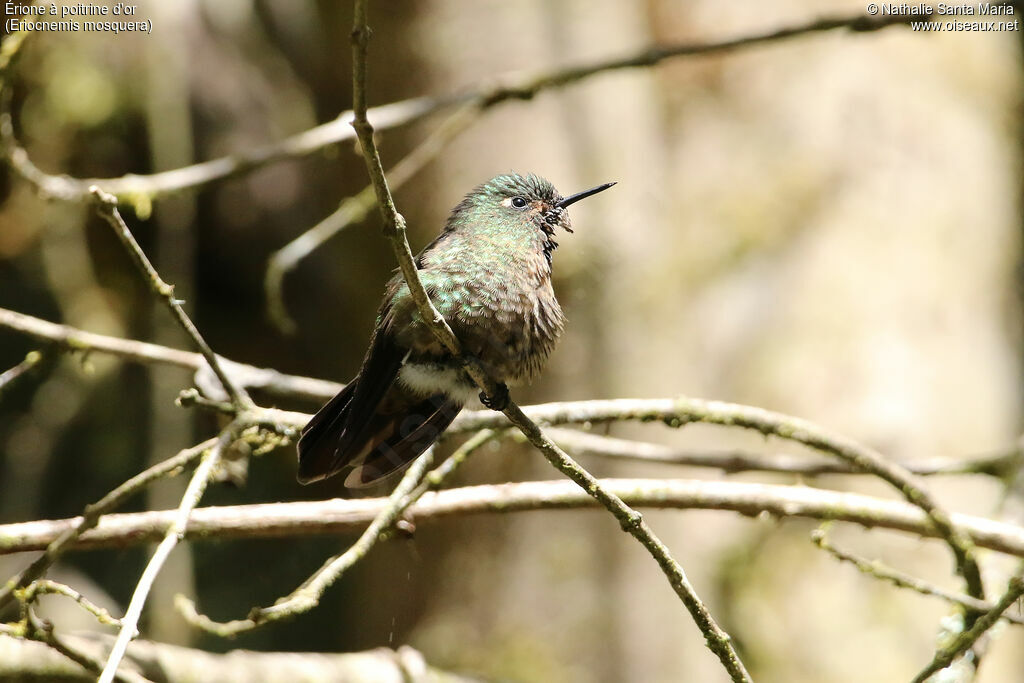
2;479;1024;558
20;580;123;628
22;610;152;683
910;565;1024;683
0;350;43;395
177;425;497;635
0;439;216;611
89;187;250;409
1;10;943;203
265;103;478;334
544;427;1022;479
460;398;987;605
0;306;342;403
98;427;233;683
0;634;475;683
349;4;751;680
811;529;1024;626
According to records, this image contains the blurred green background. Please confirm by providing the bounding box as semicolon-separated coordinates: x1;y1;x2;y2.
1;1;1023;681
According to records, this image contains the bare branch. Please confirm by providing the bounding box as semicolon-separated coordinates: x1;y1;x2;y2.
179;429;498;636
89;187;250;409
98;427;234;683
0;439;216;611
546;428;1022;479
349;4;751;679
20;580;123;629
0;306;342;402
0;306;201;368
811;529;1024;626
22;609;152;683
2;95;450;203
0;634;476;683
0;350;43;395
265;104;478;334
2;11;942;203
911;565;1024;683
459;398;986;605
3;479;1024;559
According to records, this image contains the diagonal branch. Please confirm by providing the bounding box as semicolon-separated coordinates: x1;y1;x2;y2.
910;565;1024;683
349;4;751;681
89;187;251;409
0;350;44;395
0;306;342;402
811;529;1024;626
455;398;987;605
177;427;499;636
2;9;944;203
265;103;478;334
0;438;216;612
97;427;234;683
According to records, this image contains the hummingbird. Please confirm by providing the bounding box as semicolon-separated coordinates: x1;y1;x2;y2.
296;173;615;488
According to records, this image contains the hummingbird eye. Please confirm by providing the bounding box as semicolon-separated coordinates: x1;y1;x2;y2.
510;196;528;209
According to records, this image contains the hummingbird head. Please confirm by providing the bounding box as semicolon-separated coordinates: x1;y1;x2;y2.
445;173;616;254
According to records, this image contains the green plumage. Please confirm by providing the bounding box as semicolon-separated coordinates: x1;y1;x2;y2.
297;173;614;488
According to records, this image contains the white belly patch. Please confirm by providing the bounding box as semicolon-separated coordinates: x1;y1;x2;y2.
399;362;478;405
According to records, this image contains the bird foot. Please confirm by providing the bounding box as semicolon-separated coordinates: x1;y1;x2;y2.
479;383;510;411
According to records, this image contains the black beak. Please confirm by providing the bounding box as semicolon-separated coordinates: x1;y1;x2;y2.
556;181;616;209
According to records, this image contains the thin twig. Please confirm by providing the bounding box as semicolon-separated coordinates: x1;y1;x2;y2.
4;478;1024;558
265;103;479;334
458;397;986;606
0;306;1016;484
0;305;1014;482
177;429;498;636
545;428;1022;479
349;13;461;362
24;609;152;683
810;529;1024;626
910;565;1024;683
20;579;123;628
98;427;233;683
0;438;216;611
2;10;941;203
0;633;474;682
0;306;342;402
0;350;43;395
513;405;757;680
89;187;251;409
350;7;750;680
423;429;500;490
177;444;438;636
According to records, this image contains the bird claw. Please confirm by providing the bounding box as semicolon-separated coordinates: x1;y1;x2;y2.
479;383;509;411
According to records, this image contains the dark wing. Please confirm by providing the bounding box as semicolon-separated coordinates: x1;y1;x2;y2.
298;251;466;487
340;393;461;489
296;325;406;484
296;316;463;487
